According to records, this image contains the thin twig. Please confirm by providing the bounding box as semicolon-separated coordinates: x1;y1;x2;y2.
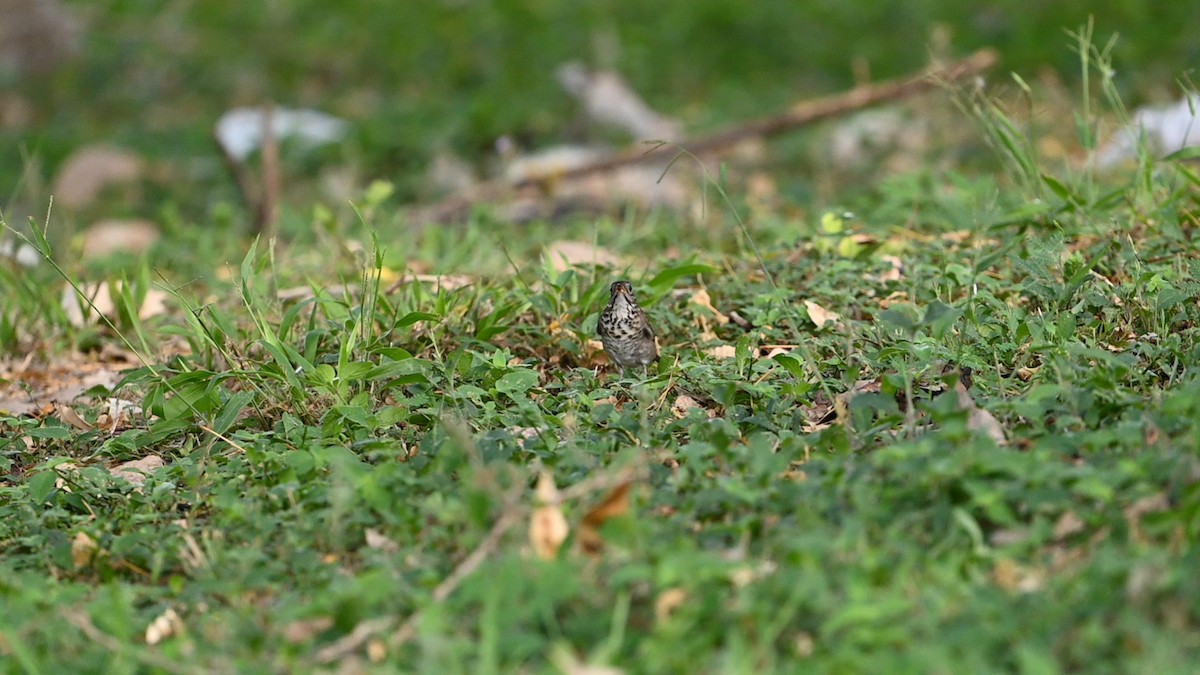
64;610;202;675
258;102;281;236
310;616;396;664
387;507;525;647
311;461;647;664
213;132;260;227
198;424;250;454
419;49;999;222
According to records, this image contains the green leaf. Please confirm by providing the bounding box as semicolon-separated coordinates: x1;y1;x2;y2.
773;354;806;380
1163;145;1200;162
259;340;306;396
878;308;918;332
364;179;395;208
27;470;58;503
366;358;430;382
333;405;371;428
376;347;413;361
820;211;845;234
213;390;256;435
646;264;719;299
1040;173;1080;206
495;369;540;395
27;426;72;440
921;301;963;339
239;237;260;293
162;372;221;420
338;361;375;383
396;311;439;328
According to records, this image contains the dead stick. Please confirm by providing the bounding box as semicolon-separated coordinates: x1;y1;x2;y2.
213;131;260;224
258;102;281;236
64;610;206;675
311;463;647;664
545;48;999;183
421;49;998;222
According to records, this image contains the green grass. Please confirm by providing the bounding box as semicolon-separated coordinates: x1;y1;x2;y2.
4;5;1200;673
4;128;1200;671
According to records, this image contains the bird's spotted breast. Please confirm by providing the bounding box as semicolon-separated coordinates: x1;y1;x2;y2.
597;282;658;372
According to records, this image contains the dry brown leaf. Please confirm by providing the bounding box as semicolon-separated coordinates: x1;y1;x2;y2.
670;394;704;419
728;566;756;588
746;171;778;209
529;471;569;560
992;558;1044;593
62;282;114;327
144;608;183;646
54;461;78;491
759;344;796;359
689;288;729;325
782;464;809;482
794;632;816;658
367;639;387;663
61;281;169;327
52;145;143;209
879;290;908;309
71;531;98;569
1124;493;1169;544
56;404;92;431
282;617;335;644
878;255;905;282
140;288;170;319
654;588;688;623
584;338;611;367
729;561;778;588
543;240;624;272
955;383;1008;446
80;219;160;259
833;380;882;426
364;529;399;553
550;646;626;675
579;481;632;555
97;397;144;433
803;300;840;328
800;394;836;433
705;344;737;359
940;230;973;244
1053;511;1086;540
988;528;1030;547
111;455;165;488
728;310;751;329
967;406;1007;445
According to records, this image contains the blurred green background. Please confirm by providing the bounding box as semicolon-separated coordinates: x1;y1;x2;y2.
2;0;1198;225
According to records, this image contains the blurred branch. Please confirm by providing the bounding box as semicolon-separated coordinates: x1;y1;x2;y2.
418;48;999;223
212;102;283;236
258;104;281;236
310;462;647;665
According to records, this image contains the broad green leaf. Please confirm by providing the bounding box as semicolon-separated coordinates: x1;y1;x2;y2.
495;369;539;395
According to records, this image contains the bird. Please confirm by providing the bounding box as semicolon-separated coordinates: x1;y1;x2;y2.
597;280;658;375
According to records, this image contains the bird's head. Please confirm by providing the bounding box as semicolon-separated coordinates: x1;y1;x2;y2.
608;280;635;301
